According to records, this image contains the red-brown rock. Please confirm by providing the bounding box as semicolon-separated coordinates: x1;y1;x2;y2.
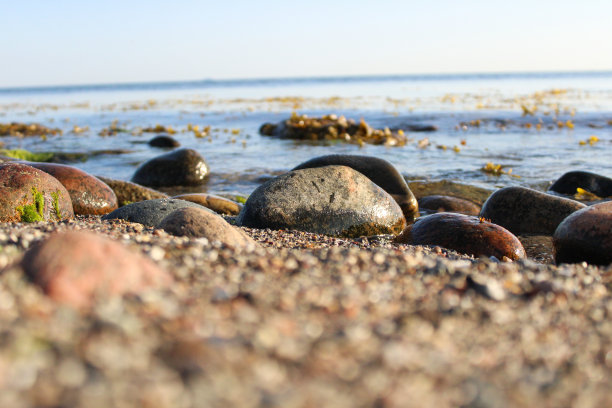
395;212;526;260
553;201;612;265
26;162;118;215
0;162;74;222
172;193;243;215
21;231;172;309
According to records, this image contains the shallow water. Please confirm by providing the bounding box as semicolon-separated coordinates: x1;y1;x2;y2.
1;72;611;196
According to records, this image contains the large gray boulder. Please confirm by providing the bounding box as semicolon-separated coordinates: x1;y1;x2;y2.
292;154;418;221
237;165;406;237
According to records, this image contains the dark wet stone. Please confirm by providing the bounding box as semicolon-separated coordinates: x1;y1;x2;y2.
102;198;210;227
549;171;612;197
237;165;406;238
292;154;418;221
518;235;554;264
408;180;493;206
553;201;612;265
131;148;209;187
21;231;172;309
418;195;480;216
480;186;586;235
158;207;257;248
172;193;243;215
26;162;118;215
404;124;438;132
148;134;180;148
0;162;74;222
96;176;168;206
394;212;526;260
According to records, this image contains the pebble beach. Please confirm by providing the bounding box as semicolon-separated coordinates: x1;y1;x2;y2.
0;216;611;407
1;73;612;407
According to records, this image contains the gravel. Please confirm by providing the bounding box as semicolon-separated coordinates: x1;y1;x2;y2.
1;216;611;407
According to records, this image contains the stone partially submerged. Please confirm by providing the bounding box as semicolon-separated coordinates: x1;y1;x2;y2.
131;148;209;187
237;165;406;238
260;113;409;146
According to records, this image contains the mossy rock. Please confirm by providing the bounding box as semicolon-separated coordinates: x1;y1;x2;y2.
0;162;74;222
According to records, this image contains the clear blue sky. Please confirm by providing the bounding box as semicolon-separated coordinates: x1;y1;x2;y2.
2;0;612;87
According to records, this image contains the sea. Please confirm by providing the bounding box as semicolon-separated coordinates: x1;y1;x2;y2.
1;72;612;197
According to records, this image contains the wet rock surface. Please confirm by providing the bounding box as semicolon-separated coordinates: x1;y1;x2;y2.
172;193;243;215
553;201;612;265
26;162;118;215
549;170;612;197
0;162;74;222
418;194;480;216
131;148;209;187
292;154;418;221
480;186;586;235
408;179;493;205
97;176;168;206
102;198;209;227
148;134;180;148
237;165;406;237
260;113;409;146
395;212;526;260
21;230;172;309
158;207;257;248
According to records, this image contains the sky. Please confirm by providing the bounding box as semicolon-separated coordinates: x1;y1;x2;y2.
2;0;612;88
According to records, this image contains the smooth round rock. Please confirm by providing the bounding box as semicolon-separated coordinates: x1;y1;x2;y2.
0;162;74;222
237;165;406;238
149;135;180;148
480;186;586;235
549;171;612;197
418;195;480;216
21;231;172;309
394;212;526;260
553;201;612;265
131;148;209;187
172;193;243;215
102;198;212;227
96;176;168;206
26;162;118;215
158;207;257;248
292;154;418;221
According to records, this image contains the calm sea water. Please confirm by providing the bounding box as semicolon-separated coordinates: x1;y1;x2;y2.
1;72;612;196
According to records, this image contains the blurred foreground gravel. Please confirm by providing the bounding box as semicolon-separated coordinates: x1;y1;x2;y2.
0;217;611;407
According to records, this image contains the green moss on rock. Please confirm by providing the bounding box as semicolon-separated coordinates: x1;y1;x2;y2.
16;187;45;222
0;149;54;162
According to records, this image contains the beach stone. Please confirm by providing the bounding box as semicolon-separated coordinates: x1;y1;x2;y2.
418;195;480;216
292;154;418;221
26;162;118;215
394;212;526;260
408;179;493;206
553;201;612;265
480;186;586;235
131;148;209;187
172;193;243;215
0;162;74;222
237;165;406;237
148;134;180;148
21;231;172;309
158;207;257;248
549;171;612;197
96;176;168;206
102;198;210;227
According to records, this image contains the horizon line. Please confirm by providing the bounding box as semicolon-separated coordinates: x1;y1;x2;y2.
2;69;612;94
